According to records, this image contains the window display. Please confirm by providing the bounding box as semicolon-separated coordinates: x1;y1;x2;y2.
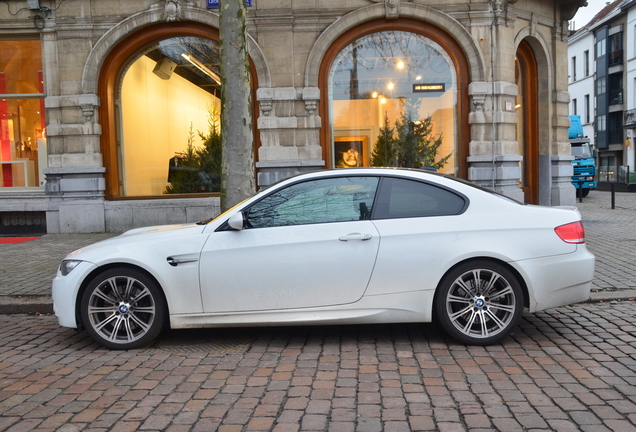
0;39;46;188
328;31;457;175
119;36;222;196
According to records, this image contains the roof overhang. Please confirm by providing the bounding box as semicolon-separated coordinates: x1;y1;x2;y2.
559;0;589;21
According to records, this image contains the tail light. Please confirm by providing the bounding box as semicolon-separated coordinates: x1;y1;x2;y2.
555;221;585;244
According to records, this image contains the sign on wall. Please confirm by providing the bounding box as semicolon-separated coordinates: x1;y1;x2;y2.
412;84;445;93
207;0;252;8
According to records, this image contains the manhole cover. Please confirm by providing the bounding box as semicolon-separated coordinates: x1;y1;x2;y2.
154;330;253;354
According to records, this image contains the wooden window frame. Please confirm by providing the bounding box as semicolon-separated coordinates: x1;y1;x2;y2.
97;22;259;199
318;18;470;179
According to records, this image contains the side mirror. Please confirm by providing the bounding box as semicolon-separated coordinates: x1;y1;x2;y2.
227;212;245;230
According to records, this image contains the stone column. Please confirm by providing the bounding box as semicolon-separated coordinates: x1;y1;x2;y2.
44;93;106;233
467;81;524;202
255;87;325;188
550;18;577;206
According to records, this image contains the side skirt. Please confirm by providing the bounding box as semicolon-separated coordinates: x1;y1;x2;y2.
169;290;434;329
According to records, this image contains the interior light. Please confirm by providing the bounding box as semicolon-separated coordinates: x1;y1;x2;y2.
372;91;378;98
515;104;521;109
387;82;394;90
181;53;221;84
416;75;422;80
396;60;405;69
380;97;387;104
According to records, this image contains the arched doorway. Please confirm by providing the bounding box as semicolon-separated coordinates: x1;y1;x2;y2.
515;40;539;204
98;22;258;198
318;19;470;178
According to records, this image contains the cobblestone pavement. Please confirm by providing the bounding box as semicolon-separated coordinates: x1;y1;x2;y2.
1;190;636;431
0;233;117;296
0;301;636;431
576;190;636;292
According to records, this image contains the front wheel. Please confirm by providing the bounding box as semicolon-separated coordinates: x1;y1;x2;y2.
434;261;523;345
80;268;167;350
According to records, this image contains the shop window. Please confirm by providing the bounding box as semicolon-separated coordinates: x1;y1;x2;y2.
118;36;222;196
0;39;46;188
328;31;457;175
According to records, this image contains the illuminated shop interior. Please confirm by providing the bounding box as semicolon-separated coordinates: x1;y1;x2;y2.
0;40;46;188
120;36;221;196
329;31;457;174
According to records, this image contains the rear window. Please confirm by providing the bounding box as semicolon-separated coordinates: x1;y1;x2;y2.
373;177;467;219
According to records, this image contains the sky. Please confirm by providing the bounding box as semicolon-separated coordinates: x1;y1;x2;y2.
570;0;614;30
571;0;615;30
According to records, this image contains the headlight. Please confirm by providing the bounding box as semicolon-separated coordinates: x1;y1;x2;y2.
59;260;82;276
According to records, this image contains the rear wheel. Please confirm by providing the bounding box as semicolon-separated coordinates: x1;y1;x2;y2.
80;268;167;349
435;261;523;345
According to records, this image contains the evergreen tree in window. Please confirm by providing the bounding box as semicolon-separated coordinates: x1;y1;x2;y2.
164;124;204;194
197;105;222;192
370;112;396;167
164;106;223;194
393;103;451;170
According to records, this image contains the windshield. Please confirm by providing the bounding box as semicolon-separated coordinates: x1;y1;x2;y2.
571;143;593;159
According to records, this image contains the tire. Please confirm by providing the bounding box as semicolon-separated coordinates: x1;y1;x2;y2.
434;260;523;345
80;268;167;350
581;188;590;198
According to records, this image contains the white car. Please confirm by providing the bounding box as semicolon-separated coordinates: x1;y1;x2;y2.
52;168;595;349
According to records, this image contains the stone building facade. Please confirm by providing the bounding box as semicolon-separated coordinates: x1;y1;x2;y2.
0;0;585;233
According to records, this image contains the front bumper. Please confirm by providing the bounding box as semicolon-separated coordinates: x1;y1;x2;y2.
52;261;98;328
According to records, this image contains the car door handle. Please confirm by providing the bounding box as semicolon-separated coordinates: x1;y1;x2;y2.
339;233;372;241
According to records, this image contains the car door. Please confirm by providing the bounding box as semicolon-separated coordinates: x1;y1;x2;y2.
199;176;381;313
365;176;469;296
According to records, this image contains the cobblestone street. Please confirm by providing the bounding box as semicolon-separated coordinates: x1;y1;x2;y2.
1;301;636;431
1;189;636;431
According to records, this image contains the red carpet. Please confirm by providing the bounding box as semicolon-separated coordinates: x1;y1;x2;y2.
0;237;40;244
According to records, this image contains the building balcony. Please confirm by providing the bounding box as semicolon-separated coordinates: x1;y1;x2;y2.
609;89;623;105
625;109;636;128
609;49;623;67
609;128;624;144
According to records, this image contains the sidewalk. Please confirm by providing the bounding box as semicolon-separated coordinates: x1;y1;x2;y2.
1;189;635;313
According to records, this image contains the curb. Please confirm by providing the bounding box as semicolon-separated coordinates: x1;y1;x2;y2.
0;296;53;315
589;289;636;303
0;290;634;316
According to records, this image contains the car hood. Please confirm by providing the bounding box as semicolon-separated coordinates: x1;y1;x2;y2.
64;223;207;262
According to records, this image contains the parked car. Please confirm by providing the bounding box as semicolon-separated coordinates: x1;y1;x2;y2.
52;168;595;349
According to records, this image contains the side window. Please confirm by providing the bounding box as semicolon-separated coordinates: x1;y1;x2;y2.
246;177;379;228
373;177;466;219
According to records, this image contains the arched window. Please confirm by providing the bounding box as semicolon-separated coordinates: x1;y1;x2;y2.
321;21;468;176
98;23;257;198
119;36;222;196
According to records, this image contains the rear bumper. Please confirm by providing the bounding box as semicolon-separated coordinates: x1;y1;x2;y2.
572;182;597;189
513;246;595;312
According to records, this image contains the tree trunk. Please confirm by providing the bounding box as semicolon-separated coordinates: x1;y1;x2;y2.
219;0;255;211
